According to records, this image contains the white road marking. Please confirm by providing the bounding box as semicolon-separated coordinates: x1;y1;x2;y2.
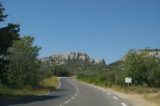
75;81;129;106
63;81;79;104
113;96;118;100
64;100;70;104
58;78;80;106
121;103;127;106
71;97;75;99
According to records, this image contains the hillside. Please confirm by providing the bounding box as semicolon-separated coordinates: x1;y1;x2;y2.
39;49;160;74
108;49;160;71
40;52;108;73
119;49;160;61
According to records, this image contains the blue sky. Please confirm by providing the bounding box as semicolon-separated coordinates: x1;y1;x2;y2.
1;0;160;64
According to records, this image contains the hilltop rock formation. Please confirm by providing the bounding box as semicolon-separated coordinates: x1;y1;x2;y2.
119;50;160;61
147;51;160;58
40;52;106;65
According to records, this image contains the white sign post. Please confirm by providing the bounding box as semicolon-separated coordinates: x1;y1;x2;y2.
125;77;132;86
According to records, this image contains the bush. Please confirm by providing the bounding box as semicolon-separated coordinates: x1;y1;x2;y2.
147;67;160;88
54;65;70;77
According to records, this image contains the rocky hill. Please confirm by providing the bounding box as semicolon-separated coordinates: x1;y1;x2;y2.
119;50;160;61
108;49;160;71
141;50;160;58
39;52;107;73
40;52;106;65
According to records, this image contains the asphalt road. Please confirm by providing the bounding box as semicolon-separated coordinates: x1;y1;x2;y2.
1;77;132;106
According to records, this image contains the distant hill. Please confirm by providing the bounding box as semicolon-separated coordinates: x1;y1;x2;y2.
40;52;107;73
39;49;160;73
108;49;160;71
119;49;160;61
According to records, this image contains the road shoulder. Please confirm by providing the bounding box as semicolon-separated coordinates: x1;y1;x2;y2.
75;79;159;106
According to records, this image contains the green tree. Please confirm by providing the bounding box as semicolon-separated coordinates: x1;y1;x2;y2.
123;49;159;86
7;36;41;87
39;61;55;78
123;49;146;85
53;65;70;77
147;66;160;87
115;70;126;86
0;3;20;84
0;3;8;22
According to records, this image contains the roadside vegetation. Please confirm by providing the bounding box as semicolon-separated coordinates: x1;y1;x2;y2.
0;76;59;100
0;3;61;99
77;48;160;88
76;48;160;105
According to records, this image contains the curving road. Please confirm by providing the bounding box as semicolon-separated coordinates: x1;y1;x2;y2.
2;77;132;106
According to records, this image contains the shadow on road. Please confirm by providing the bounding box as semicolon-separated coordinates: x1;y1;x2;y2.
0;95;64;106
56;89;68;92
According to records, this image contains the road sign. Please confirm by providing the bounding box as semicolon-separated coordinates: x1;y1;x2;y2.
125;77;132;83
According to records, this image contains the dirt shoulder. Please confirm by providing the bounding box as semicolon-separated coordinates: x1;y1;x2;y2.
105;88;159;106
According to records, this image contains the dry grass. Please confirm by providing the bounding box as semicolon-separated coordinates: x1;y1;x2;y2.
40;76;59;89
111;85;160;105
31;76;59;95
0;76;59;97
112;85;159;94
144;93;160;106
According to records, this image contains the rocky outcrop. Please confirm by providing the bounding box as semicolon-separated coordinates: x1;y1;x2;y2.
148;51;160;58
95;59;106;65
40;52;106;65
119;50;160;61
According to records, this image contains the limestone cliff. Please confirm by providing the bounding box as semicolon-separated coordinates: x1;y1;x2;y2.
40;52;106;65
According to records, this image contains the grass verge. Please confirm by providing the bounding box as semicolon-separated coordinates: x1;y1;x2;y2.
0;76;59;100
112;85;159;94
